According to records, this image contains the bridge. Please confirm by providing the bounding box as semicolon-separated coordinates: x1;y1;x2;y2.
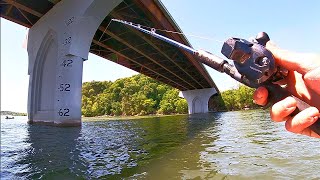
1;0;219;126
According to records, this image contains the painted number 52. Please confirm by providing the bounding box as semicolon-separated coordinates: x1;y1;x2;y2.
58;83;70;91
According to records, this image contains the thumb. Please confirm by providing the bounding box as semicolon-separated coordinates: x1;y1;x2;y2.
266;41;320;76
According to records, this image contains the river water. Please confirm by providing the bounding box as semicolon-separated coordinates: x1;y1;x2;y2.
1;110;319;179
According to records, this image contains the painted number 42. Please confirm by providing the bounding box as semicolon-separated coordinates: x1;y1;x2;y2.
61;59;73;67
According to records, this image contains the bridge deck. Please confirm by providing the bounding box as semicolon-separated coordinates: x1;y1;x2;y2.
1;0;218;91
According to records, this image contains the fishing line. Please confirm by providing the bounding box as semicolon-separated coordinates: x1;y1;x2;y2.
107;19;224;43
99;20;114;42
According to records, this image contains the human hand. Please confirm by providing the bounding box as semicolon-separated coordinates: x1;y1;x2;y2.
253;42;320;138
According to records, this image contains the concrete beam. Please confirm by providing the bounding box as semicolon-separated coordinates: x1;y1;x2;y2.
181;88;217;114
27;0;123;126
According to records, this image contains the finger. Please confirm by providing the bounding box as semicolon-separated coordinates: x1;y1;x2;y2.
266;42;320;75
285;71;320;110
270;97;297;122
253;86;268;106
304;66;320;95
285;107;320;133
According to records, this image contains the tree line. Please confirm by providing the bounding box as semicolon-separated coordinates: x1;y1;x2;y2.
81;74;188;117
81;74;259;117
0;111;27;116
210;85;260;111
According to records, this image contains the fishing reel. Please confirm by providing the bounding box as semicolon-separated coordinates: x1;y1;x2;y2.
221;32;286;87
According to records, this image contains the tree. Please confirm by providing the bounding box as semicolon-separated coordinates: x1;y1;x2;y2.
158;89;181;114
219;85;258;111
175;98;188;114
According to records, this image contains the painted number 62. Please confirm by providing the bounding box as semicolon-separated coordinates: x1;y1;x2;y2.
58;108;70;116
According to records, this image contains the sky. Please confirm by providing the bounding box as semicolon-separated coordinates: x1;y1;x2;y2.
1;0;320;113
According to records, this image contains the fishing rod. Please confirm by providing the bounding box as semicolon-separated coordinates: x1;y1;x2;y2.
111;19;320;135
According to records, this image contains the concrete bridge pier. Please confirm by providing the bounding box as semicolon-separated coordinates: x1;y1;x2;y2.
27;0;122;126
181;88;217;114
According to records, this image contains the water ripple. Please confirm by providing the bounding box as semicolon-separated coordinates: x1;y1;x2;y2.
1;111;319;179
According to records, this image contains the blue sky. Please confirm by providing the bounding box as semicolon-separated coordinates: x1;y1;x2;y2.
1;0;319;113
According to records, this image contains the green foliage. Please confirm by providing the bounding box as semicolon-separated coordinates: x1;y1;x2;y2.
174;98;188;114
158;89;187;114
81;74;188;117
211;85;259;111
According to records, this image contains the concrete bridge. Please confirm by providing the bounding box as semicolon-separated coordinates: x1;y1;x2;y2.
1;0;219;126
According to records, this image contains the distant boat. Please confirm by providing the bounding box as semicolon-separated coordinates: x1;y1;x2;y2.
5;116;14;119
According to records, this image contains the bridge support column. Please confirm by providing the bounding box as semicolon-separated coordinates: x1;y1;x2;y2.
27;0;122;126
181;88;217;114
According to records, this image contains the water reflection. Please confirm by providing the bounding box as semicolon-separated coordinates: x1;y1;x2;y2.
1;117;31;179
196;110;320;179
76;114;220;179
138;113;221;179
19;125;82;179
77;121;145;179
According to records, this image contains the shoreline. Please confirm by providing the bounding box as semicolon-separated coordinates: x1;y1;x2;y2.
82;113;188;122
82;108;265;122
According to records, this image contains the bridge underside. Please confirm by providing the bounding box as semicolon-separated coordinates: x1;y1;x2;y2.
1;0;218;91
1;0;219;126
